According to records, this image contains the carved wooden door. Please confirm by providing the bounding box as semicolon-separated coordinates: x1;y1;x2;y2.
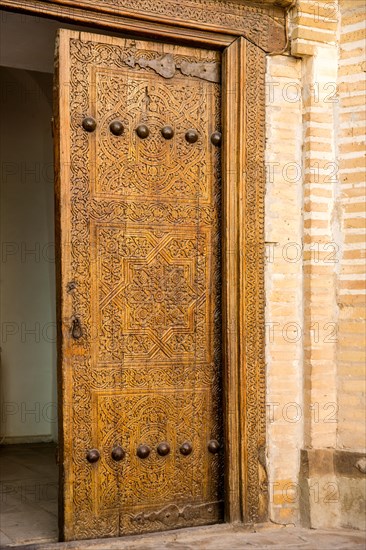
55;29;223;541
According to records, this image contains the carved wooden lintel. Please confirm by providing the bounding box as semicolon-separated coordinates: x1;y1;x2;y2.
0;0;287;52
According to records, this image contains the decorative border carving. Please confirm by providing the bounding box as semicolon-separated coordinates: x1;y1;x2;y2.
0;0;287;52
222;37;266;523
242;40;267;522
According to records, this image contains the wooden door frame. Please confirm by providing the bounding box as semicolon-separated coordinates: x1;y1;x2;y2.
0;0;273;526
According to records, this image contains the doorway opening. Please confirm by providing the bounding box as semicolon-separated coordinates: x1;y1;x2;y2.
0;63;58;546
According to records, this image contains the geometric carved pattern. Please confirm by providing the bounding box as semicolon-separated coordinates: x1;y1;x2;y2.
84;0;287;53
94;226;209;364
57;31;222;540
243;41;267;523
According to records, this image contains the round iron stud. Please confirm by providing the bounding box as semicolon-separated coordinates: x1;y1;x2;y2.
161;125;174;140
109;120;124;136
137;444;150;459
180;441;192;456
136;124;150;139
86;448;100;463
208;439;220;454
210;131;222;146
185;129;199;143
111;446;125;461
157;442;170;456
82;116;96;132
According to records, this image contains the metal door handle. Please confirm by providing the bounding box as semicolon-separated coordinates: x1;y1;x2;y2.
71;317;82;339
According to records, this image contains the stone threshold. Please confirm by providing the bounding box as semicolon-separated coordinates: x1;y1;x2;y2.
6;523;366;550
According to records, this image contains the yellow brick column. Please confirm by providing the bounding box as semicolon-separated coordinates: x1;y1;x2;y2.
265;54;304;525
335;0;366;530
301;41;341;531
337;0;366;455
265;0;343;528
291;1;341;529
301;48;340;450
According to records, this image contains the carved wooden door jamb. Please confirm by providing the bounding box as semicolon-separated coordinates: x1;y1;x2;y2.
222;37;266;524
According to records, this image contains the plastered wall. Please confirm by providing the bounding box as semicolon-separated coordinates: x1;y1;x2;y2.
0;67;57;442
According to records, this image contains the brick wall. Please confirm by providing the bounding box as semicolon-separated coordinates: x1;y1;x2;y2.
336;0;366;452
265;54;304;525
265;0;365;530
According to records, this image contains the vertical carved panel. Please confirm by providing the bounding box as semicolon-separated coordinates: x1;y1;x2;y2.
243;40;267;522
56;30;222;540
222;37;266;525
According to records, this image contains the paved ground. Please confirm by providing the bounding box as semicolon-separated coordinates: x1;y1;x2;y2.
5;524;366;550
1;445;365;549
0;444;58;547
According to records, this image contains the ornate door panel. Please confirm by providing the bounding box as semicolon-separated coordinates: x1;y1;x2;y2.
55;30;223;541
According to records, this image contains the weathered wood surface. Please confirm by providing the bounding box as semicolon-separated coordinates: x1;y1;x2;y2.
55;29;223;541
222;37;267;524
